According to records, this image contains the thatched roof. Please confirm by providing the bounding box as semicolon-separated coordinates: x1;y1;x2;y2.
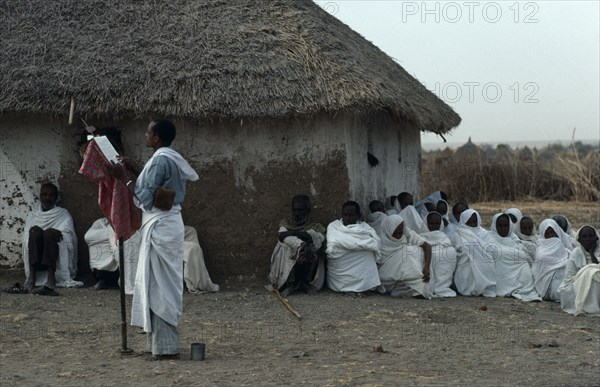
0;0;460;133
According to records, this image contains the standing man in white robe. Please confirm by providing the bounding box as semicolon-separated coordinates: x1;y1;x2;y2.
326;201;381;296
109;119;198;360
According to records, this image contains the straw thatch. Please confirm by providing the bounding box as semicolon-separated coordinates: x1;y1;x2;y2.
0;0;460;133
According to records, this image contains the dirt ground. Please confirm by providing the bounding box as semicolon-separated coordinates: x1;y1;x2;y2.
1;201;599;386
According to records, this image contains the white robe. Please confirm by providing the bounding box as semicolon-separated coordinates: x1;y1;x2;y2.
366;211;387;236
325;220;381;293
558;227;600;316
452;209;496;297
131;207;184;332
267;227;325;291
85;218;141;294
85;220;216;295
421;213;457;298
514;218;538;265
183;226;219;294
532;219;570;301
399;205;428;234
131;146;198;332
23;204;82;288
488;214;540;302
378;215;430;298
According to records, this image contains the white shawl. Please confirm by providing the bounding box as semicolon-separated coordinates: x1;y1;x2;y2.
421;212;457;298
366;211;387;237
399;205;428;234
558;226;600;316
23;204;82;288
325;220;381;292
452;209;496;297
532;219;569;300
377;215;429;298
488;213;540;301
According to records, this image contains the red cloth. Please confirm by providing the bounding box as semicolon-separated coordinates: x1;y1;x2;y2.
78;140;141;241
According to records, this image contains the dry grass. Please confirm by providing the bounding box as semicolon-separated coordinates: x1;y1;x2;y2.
422;145;600;203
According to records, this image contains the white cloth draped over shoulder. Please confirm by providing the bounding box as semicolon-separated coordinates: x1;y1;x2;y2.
399;205;428;234
131;147;198;333
183;226;219;293
86;219;217;295
377;215;430;298
488;213;541;301
268;227;325;291
415;191;443;218
421;212;457;297
366;211;387;236
23;204;82;288
514;217;538;265
85;218;141;294
532;219;569;301
558;226;600;316
505;208;523;224
452;209;496;297
325;220;381;293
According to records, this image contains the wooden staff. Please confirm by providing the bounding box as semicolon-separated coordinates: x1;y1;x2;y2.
273;289;302;320
119;237;133;353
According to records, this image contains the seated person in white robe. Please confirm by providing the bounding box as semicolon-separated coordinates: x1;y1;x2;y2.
505;208;523;225
85;219;218;294
377;215;432;298
435;199;450;227
384;195;398;215
421;212;457;298
366;200;387;236
23;183;82;294
488;213;540;302
267;194;325;296
386;192;415;215
532;219;570;301
453;209;496;297
558;225;600;316
85;218;141;293
326;201;381;295
514;216;538;264
552;215;578;250
415;191;448;218
444;201;469;246
393;192;428;234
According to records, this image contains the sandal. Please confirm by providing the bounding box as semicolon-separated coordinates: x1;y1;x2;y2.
31;286;59;296
3;282;29;294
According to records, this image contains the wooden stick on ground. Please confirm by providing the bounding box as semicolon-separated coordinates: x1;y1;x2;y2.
273;289;302;320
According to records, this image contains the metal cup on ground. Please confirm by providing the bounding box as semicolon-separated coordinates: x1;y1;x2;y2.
191;342;205;361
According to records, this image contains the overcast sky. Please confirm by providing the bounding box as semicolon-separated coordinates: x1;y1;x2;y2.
315;0;599;147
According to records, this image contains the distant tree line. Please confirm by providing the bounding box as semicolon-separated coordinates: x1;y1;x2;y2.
421;140;600;202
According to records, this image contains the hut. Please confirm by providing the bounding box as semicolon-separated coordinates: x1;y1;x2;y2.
0;0;460;282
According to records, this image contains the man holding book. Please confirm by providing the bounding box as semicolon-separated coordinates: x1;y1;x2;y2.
108;118;198;360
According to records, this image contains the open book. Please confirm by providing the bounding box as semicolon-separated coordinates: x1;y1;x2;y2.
93;136;120;164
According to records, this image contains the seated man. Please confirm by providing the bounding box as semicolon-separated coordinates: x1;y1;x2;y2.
396;192;428;234
366;200;387;236
85;218;141;293
326;201;381;296
85;219;218;294
268;195;326;296
23;183;82;294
